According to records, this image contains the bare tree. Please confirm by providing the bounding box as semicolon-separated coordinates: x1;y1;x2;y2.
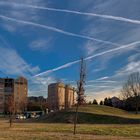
121;72;140;114
7;94;14;127
19;97;27;113
73;58;86;135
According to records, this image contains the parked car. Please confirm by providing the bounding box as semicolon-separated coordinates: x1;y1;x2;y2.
35;115;40;118
16;114;26;119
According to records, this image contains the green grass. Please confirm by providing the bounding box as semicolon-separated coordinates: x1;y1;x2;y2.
0;119;140;140
0;105;140;140
71;105;140;118
11;123;140;137
43;105;140;124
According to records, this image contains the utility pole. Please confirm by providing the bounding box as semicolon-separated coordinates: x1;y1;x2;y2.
73;58;86;135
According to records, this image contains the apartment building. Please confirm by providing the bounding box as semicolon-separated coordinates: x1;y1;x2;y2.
0;77;28;113
0;78;4;113
65;85;75;110
48;83;75;111
14;77;28;113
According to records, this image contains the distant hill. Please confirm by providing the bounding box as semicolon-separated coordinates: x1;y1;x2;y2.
43;105;140;124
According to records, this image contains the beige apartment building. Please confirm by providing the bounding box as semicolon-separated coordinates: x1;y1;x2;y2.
65;85;75;110
14;77;28;113
0;77;28;114
48;83;75;111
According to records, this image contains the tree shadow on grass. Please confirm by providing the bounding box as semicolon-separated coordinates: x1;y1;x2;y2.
42;111;140;124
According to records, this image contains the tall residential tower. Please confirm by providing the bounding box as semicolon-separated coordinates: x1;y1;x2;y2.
0;76;28;114
48;83;75;111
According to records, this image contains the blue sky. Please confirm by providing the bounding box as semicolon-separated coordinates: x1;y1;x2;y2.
0;0;140;101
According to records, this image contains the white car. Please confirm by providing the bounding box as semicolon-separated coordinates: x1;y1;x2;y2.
16;115;26;119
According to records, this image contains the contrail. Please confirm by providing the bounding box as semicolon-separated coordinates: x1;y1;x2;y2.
0;15;119;46
34;60;80;77
85;41;140;60
0;1;140;25
34;41;140;77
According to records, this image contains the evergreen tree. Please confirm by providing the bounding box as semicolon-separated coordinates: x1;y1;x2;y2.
104;97;108;105
93;99;98;105
100;100;103;105
104;97;112;106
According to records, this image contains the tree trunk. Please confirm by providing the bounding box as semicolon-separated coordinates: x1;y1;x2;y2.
135;103;138;114
9;113;12;127
73;102;79;135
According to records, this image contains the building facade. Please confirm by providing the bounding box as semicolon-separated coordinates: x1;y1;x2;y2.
0;78;4;113
65;85;75;110
0;77;28;114
4;78;14;115
14;77;28;113
48;83;75;111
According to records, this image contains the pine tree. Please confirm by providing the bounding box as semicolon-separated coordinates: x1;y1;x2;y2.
93;99;98;105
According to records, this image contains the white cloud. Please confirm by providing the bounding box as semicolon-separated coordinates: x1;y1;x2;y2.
0;0;46;33
85;76;122;102
81;1;140;74
29;76;55;97
87;80;117;83
0;14;119;47
128;53;140;62
85;85;110;89
86;89;120;102
116;61;140;77
29;38;52;51
83;41;98;56
0;45;40;78
1;1;140;25
85;59;140;98
34;59;80;77
34;41;140;77
96;76;109;81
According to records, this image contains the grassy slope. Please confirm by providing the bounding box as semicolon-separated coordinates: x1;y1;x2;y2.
1;105;140;139
71;105;140;118
43;105;140;124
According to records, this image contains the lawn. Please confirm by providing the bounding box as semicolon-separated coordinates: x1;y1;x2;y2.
43;105;140;124
0;105;140;140
0;118;140;140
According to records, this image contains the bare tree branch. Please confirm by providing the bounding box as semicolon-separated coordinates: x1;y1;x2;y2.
121;72;140;114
